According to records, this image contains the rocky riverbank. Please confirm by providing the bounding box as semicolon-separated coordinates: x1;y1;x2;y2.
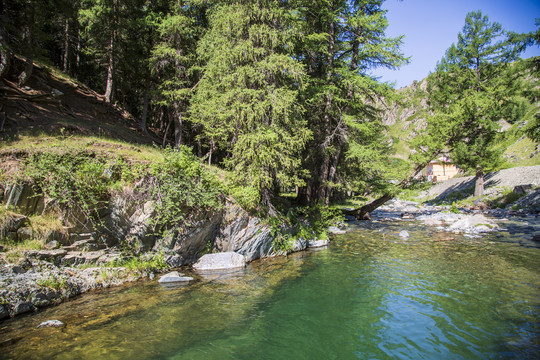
0;194;333;320
365;199;540;245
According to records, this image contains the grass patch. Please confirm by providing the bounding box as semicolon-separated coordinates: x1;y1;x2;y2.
37;274;68;290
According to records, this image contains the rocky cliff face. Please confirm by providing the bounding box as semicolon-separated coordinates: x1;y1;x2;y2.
0;182;326;319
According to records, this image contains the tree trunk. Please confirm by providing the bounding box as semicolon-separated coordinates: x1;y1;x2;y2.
354;155;441;220
474;168;484;197
17;0;34;87
0;36;10;81
104;27;116;102
62;16;70;73
140;75;150;134
173;103;183;148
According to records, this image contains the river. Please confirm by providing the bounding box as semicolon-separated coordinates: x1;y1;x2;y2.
1;219;539;359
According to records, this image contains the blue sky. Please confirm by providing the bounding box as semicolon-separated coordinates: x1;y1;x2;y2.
372;0;540;88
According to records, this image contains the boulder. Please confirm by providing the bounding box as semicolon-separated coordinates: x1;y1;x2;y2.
37;320;65;328
164;254;184;268
399;230;410;238
513;184;532;195
17;227;33;242
27;249;67;263
422;218;443;226
193;252;246;271
0;305;9;320
214;205;275;261
158;271;193;283
291;238;308;252
12;301;34;316
1;214;29;235
471;199;489;211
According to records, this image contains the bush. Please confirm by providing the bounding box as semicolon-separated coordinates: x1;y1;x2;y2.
148;146;223;232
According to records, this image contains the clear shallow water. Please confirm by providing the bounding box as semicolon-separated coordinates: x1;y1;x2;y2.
1;220;539;359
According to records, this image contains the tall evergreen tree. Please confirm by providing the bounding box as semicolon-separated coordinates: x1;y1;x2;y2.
190;0;310;213
428;11;527;197
295;0;407;205
150;0;205;148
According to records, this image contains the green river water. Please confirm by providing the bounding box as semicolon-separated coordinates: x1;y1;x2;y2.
1;219;539;359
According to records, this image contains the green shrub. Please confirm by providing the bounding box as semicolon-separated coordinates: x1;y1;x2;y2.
148;146;223;232
270;205;344;252
37;275;68;290
450;202;460;214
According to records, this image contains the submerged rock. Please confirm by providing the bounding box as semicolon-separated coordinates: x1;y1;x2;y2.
308;239;329;248
328;226;346;235
399;230;410;238
37;320;65;328
158;271;193;283
193;252;246;271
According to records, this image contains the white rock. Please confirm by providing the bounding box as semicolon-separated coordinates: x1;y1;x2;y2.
399;230;410;238
158;271;193;283
37;320;65;328
193;252;246;271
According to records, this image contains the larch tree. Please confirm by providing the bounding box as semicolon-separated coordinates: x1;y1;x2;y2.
189;0;310;214
295;0;407;205
150;0;205;148
428;11;528;197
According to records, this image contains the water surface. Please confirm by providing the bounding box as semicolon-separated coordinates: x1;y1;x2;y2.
1;220;539;359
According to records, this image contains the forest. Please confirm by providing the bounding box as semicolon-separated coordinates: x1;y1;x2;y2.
1;0;538;216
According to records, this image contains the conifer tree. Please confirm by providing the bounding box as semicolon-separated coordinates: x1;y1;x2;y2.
428;11;527;197
190;0;310;213
295;0;407;205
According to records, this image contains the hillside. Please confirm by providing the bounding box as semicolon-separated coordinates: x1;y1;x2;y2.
0;56;158;145
381;64;540;169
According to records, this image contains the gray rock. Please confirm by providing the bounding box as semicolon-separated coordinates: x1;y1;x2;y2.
46;241;60;249
17;227;33;242
399;230;410;238
0;305;9;320
37;320;65;328
158;271;193;283
11;265;26;274
422;218;443;226
447;214;498;234
165;254;184;268
291;238;308;252
1;214;28;234
214;205;275;261
13;301;34;316
45;230;70;246
193;252;246;271
27;249;67;263
308;239;330;248
31;292;53;307
513;184;532;195
51;88;64;97
4;184;43;215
